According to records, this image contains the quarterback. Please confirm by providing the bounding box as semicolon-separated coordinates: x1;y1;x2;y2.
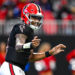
0;3;66;75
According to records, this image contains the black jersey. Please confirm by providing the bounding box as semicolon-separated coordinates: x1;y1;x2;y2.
5;24;34;70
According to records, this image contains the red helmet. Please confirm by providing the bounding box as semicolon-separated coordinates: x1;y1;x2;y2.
21;3;43;30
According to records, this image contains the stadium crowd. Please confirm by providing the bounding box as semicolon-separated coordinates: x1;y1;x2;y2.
0;0;75;35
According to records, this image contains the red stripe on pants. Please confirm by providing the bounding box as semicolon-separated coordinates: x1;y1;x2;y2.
9;64;15;75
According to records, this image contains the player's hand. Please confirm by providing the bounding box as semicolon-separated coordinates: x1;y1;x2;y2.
32;36;41;48
49;44;66;55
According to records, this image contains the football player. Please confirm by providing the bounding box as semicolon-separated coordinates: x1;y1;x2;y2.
0;3;66;75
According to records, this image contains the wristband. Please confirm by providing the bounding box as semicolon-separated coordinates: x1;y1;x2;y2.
23;42;33;49
45;51;51;57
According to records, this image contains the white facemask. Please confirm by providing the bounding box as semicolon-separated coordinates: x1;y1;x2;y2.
30;25;40;30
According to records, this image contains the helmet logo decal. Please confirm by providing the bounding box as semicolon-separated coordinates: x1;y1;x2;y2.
24;9;28;13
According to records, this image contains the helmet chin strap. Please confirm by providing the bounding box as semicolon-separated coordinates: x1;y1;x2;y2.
30;25;39;30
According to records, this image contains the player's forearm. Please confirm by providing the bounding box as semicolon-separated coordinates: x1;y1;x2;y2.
29;52;46;62
15;42;33;51
29;50;53;62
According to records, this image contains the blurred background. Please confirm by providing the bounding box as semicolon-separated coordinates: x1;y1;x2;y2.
0;0;75;75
